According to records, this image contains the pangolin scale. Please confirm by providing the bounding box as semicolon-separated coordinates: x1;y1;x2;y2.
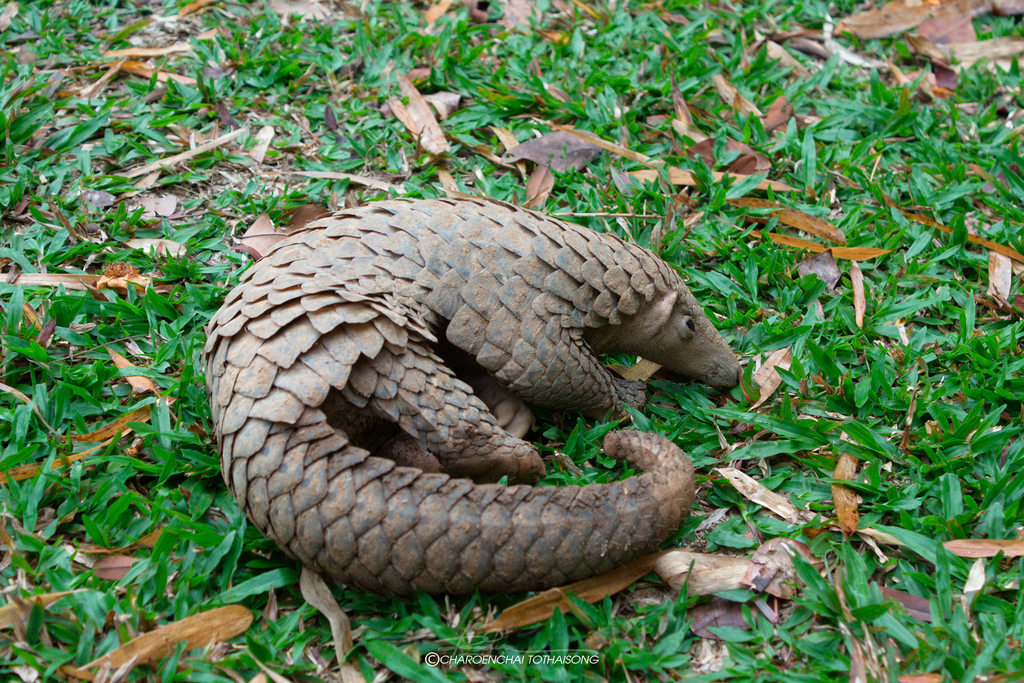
204;197;738;595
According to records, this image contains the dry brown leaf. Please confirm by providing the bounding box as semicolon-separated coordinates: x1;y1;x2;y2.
502;130;602;172
3;273;101;291
0;453;90;486
135;194;178;219
917;15;978;43
987;250;1013;299
249;125;275;163
898;675;943;683
752;230;891;260
103;42;193;58
740;538;802;598
718;466;815;524
422;91;461;120
395;72;450;155
119;60;196;86
299;567;353;656
291;171;404;194
0;592;78;630
270;0;331;21
80;60;124;99
832;452;861;536
547;122;656;167
890;202;1024;263
690;598;751;639
688;139;771;176
654;550;750;594
75;404;156;443
423;0;454;26
619;358;662;382
490;126;520;152
481;552;664;632
93;556;138;581
79;530;164;556
750;347;792;410
835;0;993;40
95;263;150;294
0;2;18;31
108;347;160;396
64;606;253;680
943;538;1024;558
524;165;554;208
850;261;866;328
728;197;846;243
119;127;246;179
765;43;810;79
501;0;539;28
797;250;841;290
629;168;797;193
179;0;218;16
879;585;932;622
947;36;1024;67
437;169;459;194
125;239;187;258
711;74;763;117
236;214;287;260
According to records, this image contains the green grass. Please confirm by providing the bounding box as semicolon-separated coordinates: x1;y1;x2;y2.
2;0;1024;680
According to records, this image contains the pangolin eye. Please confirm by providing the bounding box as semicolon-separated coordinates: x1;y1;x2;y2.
685;318;696;332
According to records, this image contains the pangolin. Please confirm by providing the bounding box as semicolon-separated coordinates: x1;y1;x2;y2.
204;197;739;595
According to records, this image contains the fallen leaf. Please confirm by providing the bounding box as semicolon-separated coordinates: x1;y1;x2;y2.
690;598;750;639
711;74;763;117
835;0;993;40
890;202;1024;263
501;0;538;28
850;261;866;328
300;567;353;656
832;452;861;536
524;164;554;208
987;250;1013;300
107;348;160;396
93;556;139;581
750;347;792;410
718;466;815;524
917;15;978;43
501;130;603;172
0;2;18;31
125;238;187;258
764;43;809;80
249;125;275;163
482;552;664;632
135;194;178;219
423;0;453;26
75;404;156;443
394;72;450;155
119;127;246;180
119;60;196;86
0;592;78;630
943;538;1024;558
235;214;287;260
63;606;253;679
740;538;802;598
629;168;797;193
270;0;331;21
96;262;149;295
291;171;404;194
179;0;219;16
422;91;461;120
752;230;890;260
103;42;193;58
797;250;841;290
946;36;1024;69
729;197;847;244
547;122;655;166
654;550;751;594
962;558;986;614
879;585;932;622
688;139;771;175
281;204;332;232
79;530;164;556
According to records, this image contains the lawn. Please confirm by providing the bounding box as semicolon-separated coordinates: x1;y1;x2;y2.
2;0;1024;681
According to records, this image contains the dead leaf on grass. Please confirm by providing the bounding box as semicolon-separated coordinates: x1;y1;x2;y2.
879;585;932;622
890;202;1024;263
765;43;810;80
75;405;157;443
764;94;796;132
423;91;462;120
0;2;18;31
740;538;803;598
79;530;164;556
987;250;1013;300
501;0;539;28
654;550;750;595
718;466;815;524
236;214;287;260
835;0;993;40
832;452;861;536
690;598;750;639
300;567;353;656
179;0;219;16
107;348;160;396
391;73;450;155
119;127;246;180
281;204;332;233
711;74;763;117
0;592;78;630
797;249;841;290
134;194;178;219
62;606;253;680
729;197;846;244
917;15;978;43
270;0;331;22
524;165;554;208
943;538;1024;558
750;347;792;410
751;230;890;260
93;555;139;581
249;125;275;163
96;262;150;295
687;139;771;176
423;0;453;27
125;238;187;258
850;261;866;328
119;60;196;86
629;168;796;193
502;130;603;172
291;171;404;194
103;42;193;58
481;552;664;632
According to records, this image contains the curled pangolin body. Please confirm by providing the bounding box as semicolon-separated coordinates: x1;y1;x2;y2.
204;197;733;595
